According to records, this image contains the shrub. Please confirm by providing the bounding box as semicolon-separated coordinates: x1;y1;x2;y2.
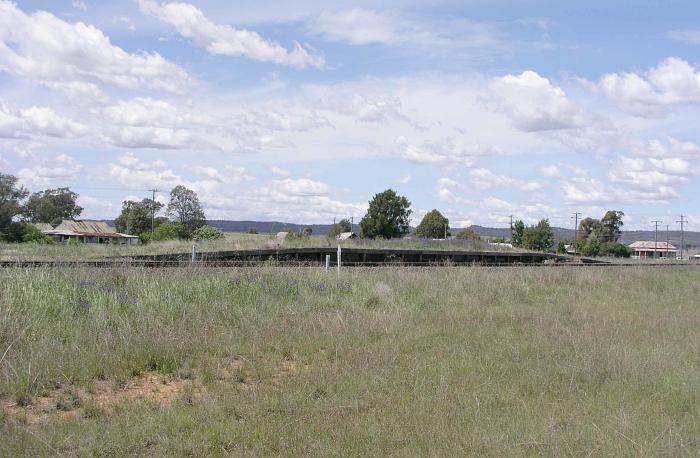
580;238;601;257
556;240;567;254
151;221;188;241
455;229;480;240
248;228;258;234
192;226;224;241
599;242;631;258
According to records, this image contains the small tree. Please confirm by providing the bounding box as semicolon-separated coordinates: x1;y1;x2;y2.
151;221;188;241
167;185;206;234
415;209;449;239
556;240;567;254
359;189;412;239
328;219;351;238
0;174;28;237
511;220;525;247
114;199;164;235
24;187;82;225
521;219;554;252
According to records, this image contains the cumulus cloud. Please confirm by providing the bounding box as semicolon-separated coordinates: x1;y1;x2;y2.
468;168;544;192
16;153;83;188
0;1;189;92
668;29;700;45
609;156;692;192
599;57;700;116
138;0;323;68
629;137;700;159
0;104;85;138
490;70;588;131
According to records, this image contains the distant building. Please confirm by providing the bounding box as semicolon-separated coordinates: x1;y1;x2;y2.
42;220;139;245
336;232;357;240
276;231;290;240
628;241;678;259
31;222;54;232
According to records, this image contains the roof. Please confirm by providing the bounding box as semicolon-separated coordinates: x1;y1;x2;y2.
32;223;54;232
336;232;357;240
276;231;289;239
52;220;132;238
628;241;678;251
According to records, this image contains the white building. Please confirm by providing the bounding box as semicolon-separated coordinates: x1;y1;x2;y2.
628;241;678;259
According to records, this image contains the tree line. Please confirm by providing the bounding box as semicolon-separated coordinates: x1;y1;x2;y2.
0;172;221;243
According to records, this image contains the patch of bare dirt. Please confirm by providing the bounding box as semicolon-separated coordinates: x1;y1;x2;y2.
1;372;199;428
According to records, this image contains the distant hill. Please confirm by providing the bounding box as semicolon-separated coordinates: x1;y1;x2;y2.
208;220;700;248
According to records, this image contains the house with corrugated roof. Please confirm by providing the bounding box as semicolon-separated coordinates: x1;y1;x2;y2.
41;220;139;245
628;241;678;259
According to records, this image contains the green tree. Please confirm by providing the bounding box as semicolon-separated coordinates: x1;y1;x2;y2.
600;210;624;242
150;221;188;241
455;228;480;240
0;174;29;240
599;241;631;258
511;220;525;247
359;189;412;239
521;219;554;252
557;240;567;254
414;209;449;239
167;185;206;234
578;217;602;240
24;187;82;225
114;199;164;235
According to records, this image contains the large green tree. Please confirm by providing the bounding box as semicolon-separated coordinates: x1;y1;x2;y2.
511;220;525;247
24;187;82;225
0;173;28;231
359;189;412;239
600;210;624;242
414;209;449;239
167;185;206;234
114;198;165;235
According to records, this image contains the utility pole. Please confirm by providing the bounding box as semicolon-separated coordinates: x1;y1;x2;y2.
444;223;447;239
572;212;582;255
652;220;661;259
666;224;670;259
148;188;159;233
509;215;513;242
677;215;687;260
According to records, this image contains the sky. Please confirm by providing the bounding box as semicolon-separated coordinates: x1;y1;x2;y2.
1;0;699;230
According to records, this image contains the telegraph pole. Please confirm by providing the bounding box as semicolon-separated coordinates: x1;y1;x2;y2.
666;224;670;259
148;188;159;233
677;215;687;260
572;212;582;255
509;215;513;242
652;220;661;259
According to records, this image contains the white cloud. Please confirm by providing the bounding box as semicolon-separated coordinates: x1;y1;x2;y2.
668;29;700;45
395;175;411;184
540;165;561;178
490;70;587;131
599;57;700;116
398;136;493;167
16;153;83;188
609;156;692;192
72;1;87;11
629;138;700;159
109;152;183;189
270;166;290;177
468;168;544;192
0;1;189;92
272;178;329;196
0;104;85;138
138;0;323;68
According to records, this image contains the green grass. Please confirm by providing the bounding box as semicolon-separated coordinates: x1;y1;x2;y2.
0;266;698;455
0;233;512;261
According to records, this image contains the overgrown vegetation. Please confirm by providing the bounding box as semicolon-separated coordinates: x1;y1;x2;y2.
0;266;698;455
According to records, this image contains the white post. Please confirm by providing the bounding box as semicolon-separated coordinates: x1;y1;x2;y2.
325;254;331;271
191;244;197;263
337;245;342;275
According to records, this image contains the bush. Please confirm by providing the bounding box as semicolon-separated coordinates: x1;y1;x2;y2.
191;226;224;241
599;242;631;258
248;228;258;234
580;238;601;257
455;229;480;240
0;222;54;244
151;221;188;241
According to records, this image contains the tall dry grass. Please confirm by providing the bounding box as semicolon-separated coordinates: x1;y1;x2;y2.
0;265;698;455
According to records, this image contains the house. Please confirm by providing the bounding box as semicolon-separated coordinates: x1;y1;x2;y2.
276;231;290;240
628;241;678;259
31;222;54;232
42;220;139;245
336;232;357;240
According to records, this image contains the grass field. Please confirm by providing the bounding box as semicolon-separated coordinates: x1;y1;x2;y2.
1;265;698;455
0;233;507;261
